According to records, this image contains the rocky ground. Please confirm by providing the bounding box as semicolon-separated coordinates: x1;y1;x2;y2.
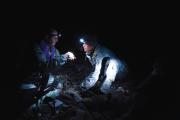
16;60;134;120
14;56;174;120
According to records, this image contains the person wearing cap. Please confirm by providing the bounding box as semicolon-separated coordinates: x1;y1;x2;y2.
34;28;76;70
79;35;128;94
24;28;76;110
34;28;76;90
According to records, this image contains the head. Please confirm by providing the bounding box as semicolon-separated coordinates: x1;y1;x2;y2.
79;35;98;53
45;29;62;46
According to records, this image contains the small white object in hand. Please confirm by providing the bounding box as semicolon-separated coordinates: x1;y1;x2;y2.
67;52;76;60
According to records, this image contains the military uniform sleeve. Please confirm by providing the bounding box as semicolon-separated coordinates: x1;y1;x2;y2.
55;49;68;66
100;59;119;94
34;45;47;63
80;59;101;91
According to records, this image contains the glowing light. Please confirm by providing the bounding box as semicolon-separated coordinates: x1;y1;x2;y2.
80;38;85;43
67;52;76;59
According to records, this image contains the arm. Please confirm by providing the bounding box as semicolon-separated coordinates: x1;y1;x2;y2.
55;49;68;66
34;45;47;64
80;61;101;91
55;50;76;66
100;59;119;94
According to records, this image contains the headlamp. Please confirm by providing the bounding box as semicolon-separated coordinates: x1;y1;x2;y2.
80;38;85;44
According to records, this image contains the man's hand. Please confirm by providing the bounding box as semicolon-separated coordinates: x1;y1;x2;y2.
65;52;76;60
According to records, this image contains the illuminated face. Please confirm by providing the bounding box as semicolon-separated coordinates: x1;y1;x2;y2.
49;36;59;46
82;43;94;53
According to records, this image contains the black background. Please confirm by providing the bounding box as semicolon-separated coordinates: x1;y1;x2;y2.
2;3;176;120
